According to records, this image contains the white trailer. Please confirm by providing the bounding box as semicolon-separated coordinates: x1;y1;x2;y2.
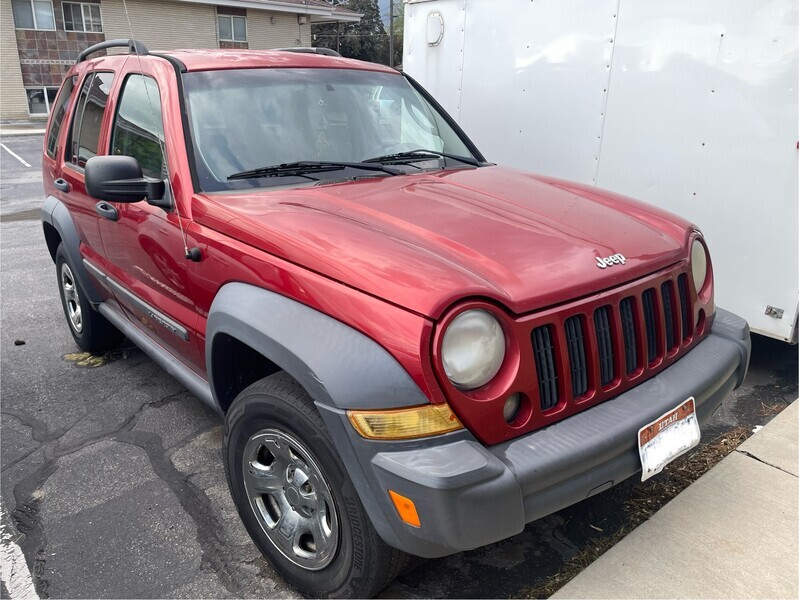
403;0;798;342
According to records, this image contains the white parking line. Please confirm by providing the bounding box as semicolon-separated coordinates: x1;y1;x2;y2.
0;143;32;168
0;509;39;600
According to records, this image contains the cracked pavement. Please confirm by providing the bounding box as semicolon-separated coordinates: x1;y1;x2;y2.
2;135;797;598
1;218;289;598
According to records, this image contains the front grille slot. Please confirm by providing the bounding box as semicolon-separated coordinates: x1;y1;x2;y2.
532;325;559;410
642;288;658;363
564;316;588;397
619;297;638;374
678;274;691;340
661;281;676;351
593;306;615;386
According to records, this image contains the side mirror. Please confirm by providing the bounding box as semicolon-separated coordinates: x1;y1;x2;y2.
85;155;168;208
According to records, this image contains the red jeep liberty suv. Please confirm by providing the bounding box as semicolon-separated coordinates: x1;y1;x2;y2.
41;40;751;598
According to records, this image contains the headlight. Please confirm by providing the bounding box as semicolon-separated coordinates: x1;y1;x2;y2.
691;239;708;292
441;309;505;389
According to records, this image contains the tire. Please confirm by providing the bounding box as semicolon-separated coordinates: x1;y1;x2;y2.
224;372;408;598
55;243;123;353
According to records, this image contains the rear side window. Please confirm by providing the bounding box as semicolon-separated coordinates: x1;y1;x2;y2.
111;75;166;179
46;75;75;158
67;71;114;168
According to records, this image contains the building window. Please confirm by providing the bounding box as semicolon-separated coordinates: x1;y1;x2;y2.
11;0;56;30
63;2;103;32
26;87;59;116
218;15;246;42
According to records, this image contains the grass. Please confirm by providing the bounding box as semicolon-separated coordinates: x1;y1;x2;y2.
521;424;755;599
758;401;788;417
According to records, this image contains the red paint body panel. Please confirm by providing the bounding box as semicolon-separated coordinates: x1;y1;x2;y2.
184;219;445;404
193;166;692;318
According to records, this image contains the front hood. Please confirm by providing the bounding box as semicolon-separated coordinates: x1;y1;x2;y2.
193;166;693;318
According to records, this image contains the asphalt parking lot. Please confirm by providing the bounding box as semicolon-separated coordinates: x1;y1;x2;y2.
1;134;797;599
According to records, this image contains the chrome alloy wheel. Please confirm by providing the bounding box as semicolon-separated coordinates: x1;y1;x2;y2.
243;429;340;570
60;262;83;333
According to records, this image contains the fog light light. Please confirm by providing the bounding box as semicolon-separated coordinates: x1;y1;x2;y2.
503;393;520;423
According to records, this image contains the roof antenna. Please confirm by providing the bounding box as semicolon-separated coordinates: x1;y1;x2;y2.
120;0;197;262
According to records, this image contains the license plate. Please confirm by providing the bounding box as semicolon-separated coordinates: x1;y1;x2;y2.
638;397;701;482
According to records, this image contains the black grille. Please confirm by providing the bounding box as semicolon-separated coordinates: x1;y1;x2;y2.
619;297;638;374
593;306;614;386
662;282;676;351
532;325;559;410
678;274;690;340
642;288;658;363
525;273;697;424
564;316;588;397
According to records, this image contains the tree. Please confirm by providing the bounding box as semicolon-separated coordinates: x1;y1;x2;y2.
313;0;388;65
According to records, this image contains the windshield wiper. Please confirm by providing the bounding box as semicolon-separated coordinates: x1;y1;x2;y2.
363;150;481;167
227;160;402;181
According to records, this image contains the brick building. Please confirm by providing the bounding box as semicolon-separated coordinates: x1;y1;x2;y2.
0;0;360;120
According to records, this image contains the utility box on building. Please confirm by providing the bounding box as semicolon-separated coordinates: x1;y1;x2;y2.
403;0;798;342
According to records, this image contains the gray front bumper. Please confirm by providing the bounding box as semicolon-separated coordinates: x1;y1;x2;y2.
318;308;751;558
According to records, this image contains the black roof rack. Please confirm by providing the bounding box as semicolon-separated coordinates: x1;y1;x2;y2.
76;39;149;63
272;47;341;58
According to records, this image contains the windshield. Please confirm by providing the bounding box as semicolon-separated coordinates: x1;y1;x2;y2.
183;68;477;191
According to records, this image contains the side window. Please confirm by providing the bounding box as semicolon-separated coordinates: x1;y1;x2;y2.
111;75;166;179
46;75;75;158
66;71;114;168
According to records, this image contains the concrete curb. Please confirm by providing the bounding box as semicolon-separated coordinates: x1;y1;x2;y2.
554;400;799;599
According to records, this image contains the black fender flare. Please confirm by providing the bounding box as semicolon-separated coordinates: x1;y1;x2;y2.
41;196;103;305
206;282;429;411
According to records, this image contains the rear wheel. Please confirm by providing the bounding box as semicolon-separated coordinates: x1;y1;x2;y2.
224;372;408;598
55;243;123;353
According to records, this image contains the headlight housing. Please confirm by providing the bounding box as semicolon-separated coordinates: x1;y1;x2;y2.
441;309;505;390
691;239;709;292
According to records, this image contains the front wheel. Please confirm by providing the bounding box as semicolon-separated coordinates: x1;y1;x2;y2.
224;372;408;598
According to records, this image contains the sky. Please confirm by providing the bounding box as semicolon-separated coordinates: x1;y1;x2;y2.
378;0;392;23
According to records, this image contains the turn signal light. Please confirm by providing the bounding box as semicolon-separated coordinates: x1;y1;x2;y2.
388;490;421;527
347;403;463;440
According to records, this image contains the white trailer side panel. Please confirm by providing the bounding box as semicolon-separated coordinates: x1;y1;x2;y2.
405;0;619;182
404;0;467;120
404;0;798;341
595;0;798;341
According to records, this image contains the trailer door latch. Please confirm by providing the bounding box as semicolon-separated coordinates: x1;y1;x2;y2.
765;305;784;319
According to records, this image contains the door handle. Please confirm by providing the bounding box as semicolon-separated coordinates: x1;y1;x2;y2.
95;201;118;221
54;178;70;192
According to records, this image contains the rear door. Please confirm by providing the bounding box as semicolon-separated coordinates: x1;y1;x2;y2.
42;73;76;194
59;70;116;269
